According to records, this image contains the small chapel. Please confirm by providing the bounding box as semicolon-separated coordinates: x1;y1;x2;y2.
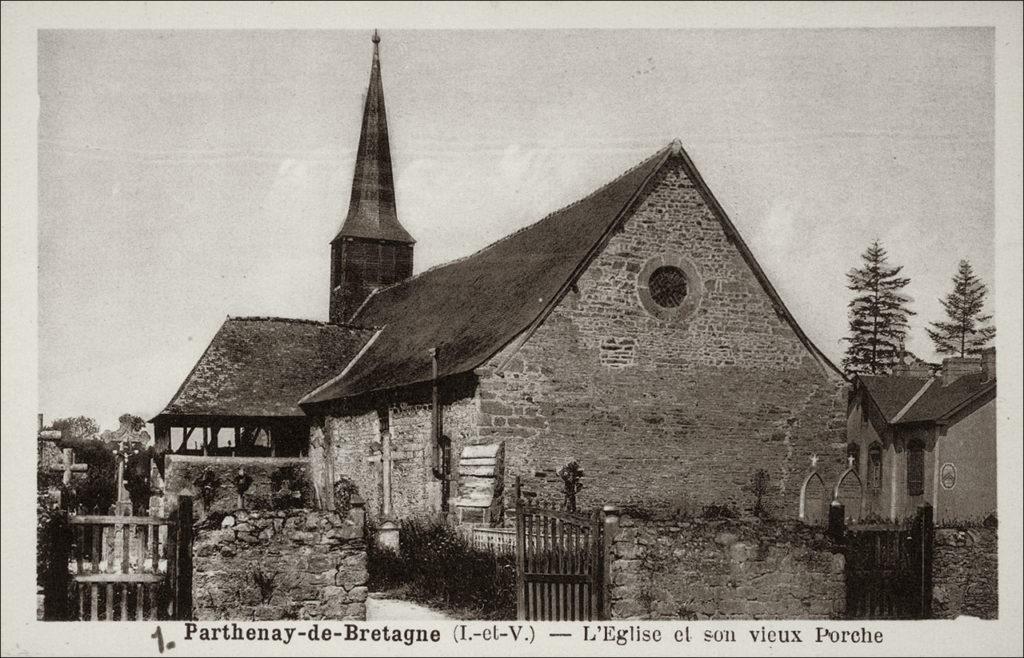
153;33;849;525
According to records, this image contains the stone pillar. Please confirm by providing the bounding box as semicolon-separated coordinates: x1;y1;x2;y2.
602;505;621;621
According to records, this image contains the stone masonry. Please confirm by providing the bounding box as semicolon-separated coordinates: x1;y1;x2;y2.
193;506;368;620
315;157;848;523
475;159;848;516
608;512;846;620
932;526;998;619
312;383;481;523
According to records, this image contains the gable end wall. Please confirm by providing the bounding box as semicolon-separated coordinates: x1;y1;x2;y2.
475;158;848;517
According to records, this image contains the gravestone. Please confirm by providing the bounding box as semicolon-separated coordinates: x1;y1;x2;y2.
798;454;828;525
453;442;504;526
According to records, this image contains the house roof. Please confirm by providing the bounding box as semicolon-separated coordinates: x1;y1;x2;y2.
301;141;842;406
898;372;995;423
857;372;995;426
857;375;931;422
155;317;376;419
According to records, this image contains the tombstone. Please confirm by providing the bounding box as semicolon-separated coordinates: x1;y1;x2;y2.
453;442;504;526
798;454;828;525
833;456;866;522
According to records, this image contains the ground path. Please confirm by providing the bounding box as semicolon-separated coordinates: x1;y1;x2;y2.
365;593;452;620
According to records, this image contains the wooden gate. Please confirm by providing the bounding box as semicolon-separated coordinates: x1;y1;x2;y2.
43;496;194;621
840;504;933;619
515;498;603;621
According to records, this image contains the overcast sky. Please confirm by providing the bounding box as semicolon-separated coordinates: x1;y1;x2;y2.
37;28;995;429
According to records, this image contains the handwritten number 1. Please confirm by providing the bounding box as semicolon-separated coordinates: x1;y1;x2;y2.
152;626;175;653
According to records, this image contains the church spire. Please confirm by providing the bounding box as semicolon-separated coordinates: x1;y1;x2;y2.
329;32;415;323
334;30;414;244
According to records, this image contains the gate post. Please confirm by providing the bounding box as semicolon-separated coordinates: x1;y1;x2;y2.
601;505;620;620
515;478;526;621
916;503;934;618
174;495;194;620
42;509;72;620
828;501;846;545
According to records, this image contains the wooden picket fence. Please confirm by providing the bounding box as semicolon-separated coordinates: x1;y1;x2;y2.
515;498;603;621
43;496;193;621
462;526;517;555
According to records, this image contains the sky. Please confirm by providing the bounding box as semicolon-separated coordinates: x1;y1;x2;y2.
37;28;995;429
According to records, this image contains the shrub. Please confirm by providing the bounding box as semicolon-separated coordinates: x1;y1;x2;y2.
367;518;516;619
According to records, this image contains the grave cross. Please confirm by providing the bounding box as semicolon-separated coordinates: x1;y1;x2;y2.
111;438;141;515
50;448;88;486
366;431;417;518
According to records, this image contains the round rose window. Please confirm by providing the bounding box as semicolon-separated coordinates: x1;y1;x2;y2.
648;266;688;308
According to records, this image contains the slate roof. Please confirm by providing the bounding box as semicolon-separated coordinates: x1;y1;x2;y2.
156;317;377;419
334;32;414;245
857;375;931;422
302;141;842;406
898;372;995;423
857;372;995;426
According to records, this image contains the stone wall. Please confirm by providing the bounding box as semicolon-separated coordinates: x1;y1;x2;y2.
932;526;998;619
608;512;845;619
163;456;314;516
474;159;848;516
314;379;482;523
193;506;367;620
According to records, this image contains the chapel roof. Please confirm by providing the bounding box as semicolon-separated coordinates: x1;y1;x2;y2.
301;141;842;406
155;317;377;419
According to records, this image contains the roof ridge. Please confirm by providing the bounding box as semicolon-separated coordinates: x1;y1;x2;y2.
228;315;328;325
350;144;673;317
227;315;379;332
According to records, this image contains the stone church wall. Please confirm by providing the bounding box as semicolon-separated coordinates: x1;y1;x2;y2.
313;386;481;523
193;506;368;620
607;512;845;619
474;159;848;517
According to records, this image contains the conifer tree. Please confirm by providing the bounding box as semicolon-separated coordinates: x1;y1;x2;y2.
843;240;915;375
926;259;995;357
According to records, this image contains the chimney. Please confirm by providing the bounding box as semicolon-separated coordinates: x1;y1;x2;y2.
981;347;996;382
941;356;983;385
893;352;936;379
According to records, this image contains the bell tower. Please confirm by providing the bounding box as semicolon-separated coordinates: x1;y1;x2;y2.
330;30;415;323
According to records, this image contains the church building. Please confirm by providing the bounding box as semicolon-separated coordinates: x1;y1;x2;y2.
153;33;848;523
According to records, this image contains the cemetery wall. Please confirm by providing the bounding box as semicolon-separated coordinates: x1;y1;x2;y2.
192;504;368;620
607;511;845;619
932;526;998;619
163;455;314;516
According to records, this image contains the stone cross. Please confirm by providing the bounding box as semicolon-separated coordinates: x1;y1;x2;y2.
366;431;416;518
111;439;140;515
50;448;88;486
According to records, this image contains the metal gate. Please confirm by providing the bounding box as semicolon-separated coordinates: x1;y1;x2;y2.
43;496;194;621
515;497;603;621
842;504;933;619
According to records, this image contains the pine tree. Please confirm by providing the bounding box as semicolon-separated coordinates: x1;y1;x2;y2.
843;240;915;375
926;259;995;357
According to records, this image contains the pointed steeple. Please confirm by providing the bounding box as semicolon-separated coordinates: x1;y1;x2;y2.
334;30;414;244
